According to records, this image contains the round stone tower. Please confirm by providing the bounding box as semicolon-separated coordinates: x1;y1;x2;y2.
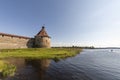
35;26;51;48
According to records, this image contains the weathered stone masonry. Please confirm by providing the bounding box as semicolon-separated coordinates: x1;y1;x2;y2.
0;26;51;49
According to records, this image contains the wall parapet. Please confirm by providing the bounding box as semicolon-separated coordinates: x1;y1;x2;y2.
0;32;30;39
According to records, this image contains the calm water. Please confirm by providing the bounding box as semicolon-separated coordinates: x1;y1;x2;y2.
2;49;120;80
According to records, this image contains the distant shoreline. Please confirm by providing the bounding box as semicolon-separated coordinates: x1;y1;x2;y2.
52;47;120;49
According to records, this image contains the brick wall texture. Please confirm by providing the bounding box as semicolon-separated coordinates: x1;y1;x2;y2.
0;35;32;49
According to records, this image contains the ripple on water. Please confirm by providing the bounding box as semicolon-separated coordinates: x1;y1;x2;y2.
46;49;120;80
3;49;120;80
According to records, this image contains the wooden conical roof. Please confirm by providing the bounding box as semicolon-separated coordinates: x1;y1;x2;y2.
36;26;50;38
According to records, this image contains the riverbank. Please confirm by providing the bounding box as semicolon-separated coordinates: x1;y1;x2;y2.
0;48;82;59
0;60;16;77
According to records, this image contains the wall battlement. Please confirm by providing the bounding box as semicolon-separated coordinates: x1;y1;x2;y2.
0;26;51;49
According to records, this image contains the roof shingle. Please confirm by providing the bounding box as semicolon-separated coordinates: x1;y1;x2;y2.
36;26;50;38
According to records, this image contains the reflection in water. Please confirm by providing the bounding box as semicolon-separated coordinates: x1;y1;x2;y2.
2;49;120;80
4;58;51;80
25;59;51;80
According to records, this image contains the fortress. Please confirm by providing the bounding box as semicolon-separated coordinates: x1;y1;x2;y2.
0;26;51;49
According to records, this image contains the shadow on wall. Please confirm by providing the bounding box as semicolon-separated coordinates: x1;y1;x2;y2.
26;38;35;48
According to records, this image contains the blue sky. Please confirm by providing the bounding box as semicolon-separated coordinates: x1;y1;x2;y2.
0;0;120;47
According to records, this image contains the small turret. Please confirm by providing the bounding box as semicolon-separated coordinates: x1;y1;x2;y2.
35;26;51;48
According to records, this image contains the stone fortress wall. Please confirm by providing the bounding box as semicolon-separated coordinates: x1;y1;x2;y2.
35;36;51;48
0;33;33;49
34;26;51;48
0;26;50;49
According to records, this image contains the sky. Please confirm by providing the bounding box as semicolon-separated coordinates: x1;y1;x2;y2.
0;0;120;47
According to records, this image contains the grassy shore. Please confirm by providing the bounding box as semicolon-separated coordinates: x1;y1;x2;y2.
0;48;82;77
0;60;16;77
0;48;82;59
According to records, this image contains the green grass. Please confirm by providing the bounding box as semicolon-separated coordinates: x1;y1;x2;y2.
0;48;82;77
0;60;16;77
0;48;82;59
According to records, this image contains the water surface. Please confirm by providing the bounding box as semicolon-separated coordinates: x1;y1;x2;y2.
1;49;120;80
